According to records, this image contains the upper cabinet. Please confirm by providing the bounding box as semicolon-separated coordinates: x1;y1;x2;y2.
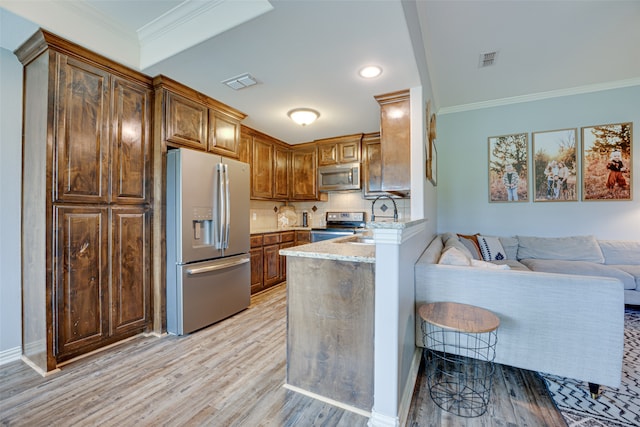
290;145;320;200
154;75;246;158
317;134;363;166
375;90;411;195
165;91;208;150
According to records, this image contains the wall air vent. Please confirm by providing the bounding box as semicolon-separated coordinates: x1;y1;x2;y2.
222;73;258;90
479;51;498;68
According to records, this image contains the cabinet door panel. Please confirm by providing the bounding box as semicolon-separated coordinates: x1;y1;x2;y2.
250;247;264;294
55;206;109;357
274;146;290;199
111;78;151;203
338;141;360;163
111;207;150;335
209;111;240;158
263;244;280;287
251;137;274;199
364;138;383;196
291;148;318;200
318;144;337;166
165;92;207;149
55;57;110;203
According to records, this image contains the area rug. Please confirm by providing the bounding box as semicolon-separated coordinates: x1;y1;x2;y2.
541;307;640;427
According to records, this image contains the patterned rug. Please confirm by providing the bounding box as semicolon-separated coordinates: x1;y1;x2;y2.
541;307;640;427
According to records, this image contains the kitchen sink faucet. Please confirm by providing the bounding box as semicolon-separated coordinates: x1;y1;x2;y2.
371;195;398;222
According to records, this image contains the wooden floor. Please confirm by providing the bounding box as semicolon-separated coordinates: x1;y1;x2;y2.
0;284;565;426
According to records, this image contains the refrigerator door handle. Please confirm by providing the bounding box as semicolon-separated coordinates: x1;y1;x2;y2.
186;256;250;275
215;163;225;249
223;163;231;249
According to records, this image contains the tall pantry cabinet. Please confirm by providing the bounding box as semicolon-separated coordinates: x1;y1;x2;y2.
16;30;153;374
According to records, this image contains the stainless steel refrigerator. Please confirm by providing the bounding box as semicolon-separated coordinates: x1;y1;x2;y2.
166;148;250;335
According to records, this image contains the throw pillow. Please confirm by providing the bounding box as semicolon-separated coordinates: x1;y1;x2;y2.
457;233;482;260
438;247;471;266
477;235;507;261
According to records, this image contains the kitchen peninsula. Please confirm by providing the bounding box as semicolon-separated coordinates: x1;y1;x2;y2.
280;218;428;419
281;233;375;413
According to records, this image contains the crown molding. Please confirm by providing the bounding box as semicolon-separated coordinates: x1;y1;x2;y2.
438;77;640;115
137;0;273;69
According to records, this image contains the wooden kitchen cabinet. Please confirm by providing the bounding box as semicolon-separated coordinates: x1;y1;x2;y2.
290;145;320;200
208;109;241;158
17;29;153;372
274;145;290;199
155;75;246;157
251;136;275;199
250;230;306;294
317;134;363;166
375;90;411;194
263;232;281;288
165;91;208;150
250;235;264;294
295;230;311;245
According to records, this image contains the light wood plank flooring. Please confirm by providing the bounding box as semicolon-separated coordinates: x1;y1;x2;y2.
0;284;565;426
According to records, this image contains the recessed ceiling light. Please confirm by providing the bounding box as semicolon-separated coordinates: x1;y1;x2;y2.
287;108;320;126
359;65;382;79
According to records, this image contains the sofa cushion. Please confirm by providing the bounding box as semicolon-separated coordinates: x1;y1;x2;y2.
599;240;640;265
608;265;640;290
520;259;636;290
471;259;510;269
517;235;605;263
438;247;472;266
477;235;507;261
457;233;482;259
499;237;519;260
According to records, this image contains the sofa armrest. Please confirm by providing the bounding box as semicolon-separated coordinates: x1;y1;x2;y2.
414;263;625;388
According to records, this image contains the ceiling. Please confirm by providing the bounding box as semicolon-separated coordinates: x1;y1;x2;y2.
1;0;639;145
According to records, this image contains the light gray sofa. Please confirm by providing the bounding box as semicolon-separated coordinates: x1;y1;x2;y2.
414;233;628;388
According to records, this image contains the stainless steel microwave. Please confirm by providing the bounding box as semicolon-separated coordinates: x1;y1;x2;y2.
318;163;361;191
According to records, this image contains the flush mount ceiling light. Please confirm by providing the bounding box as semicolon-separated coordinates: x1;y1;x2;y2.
359;65;383;79
287;108;320;126
222;73;258;90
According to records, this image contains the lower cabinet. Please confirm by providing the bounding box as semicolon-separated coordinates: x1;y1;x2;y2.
54;205;150;362
250;230;308;294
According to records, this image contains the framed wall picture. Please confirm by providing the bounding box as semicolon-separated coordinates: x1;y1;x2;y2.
425;100;432;180
582;122;633;201
427;112;437;186
532;128;578;202
488;133;529;202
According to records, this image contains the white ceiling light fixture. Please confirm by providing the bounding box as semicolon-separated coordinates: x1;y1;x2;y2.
222;73;258;90
359;65;383;78
287;108;320;126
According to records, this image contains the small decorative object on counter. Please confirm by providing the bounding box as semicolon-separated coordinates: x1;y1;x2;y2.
302;212;308;227
278;205;297;229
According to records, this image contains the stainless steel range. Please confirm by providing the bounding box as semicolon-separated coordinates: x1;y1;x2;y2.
310;211;367;242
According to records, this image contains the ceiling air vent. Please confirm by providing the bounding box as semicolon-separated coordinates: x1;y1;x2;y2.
478;51;498;68
222;73;258;90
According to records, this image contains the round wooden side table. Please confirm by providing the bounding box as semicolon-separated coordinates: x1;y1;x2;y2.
418;302;500;417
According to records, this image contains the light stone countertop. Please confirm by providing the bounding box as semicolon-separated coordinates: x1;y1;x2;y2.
366;218;427;229
251;226;312;234
279;234;375;264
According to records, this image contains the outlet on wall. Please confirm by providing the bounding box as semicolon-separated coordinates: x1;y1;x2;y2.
252;212;257;220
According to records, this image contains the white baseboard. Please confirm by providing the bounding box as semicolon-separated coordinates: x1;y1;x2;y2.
0;346;21;366
283;383;371;418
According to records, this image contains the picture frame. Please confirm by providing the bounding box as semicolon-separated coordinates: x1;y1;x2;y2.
430;140;437;186
488;133;529;202
426;111;437;185
425;100;432;180
532;128;578;202
581;122;633;201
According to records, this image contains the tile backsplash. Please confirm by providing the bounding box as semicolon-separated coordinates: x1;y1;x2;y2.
250;191;410;231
